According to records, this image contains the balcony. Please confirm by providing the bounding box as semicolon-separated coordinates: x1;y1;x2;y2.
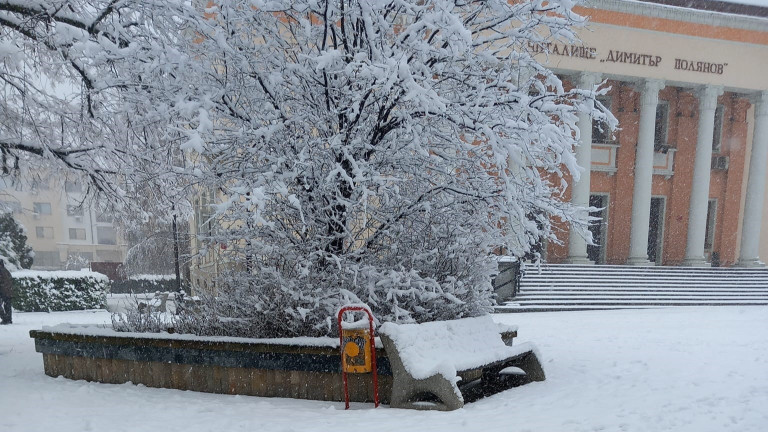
653;148;676;178
591;142;619;175
590;143;676;179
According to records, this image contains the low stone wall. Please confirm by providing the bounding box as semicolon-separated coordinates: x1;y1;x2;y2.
30;327;518;403
29;330;392;403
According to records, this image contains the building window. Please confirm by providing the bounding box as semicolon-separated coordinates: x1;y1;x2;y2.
712;104;725;154
67;251;93;262
196;193;215;237
0;200;22;214
65;181;83;193
96;211;114;223
69;228;87;240
33;251;60;268
592;96;613;144
66;205;84;217
704;199;717;250
35;226;54;239
66;251;93;269
31;179;50;191
654;102;670;152
33;202;52;215
96;226;117;245
96;249;121;262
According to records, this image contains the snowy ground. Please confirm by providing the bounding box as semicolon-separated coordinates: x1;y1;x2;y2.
1;307;767;432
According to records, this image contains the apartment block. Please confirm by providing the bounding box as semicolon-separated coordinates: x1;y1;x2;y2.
0;175;126;270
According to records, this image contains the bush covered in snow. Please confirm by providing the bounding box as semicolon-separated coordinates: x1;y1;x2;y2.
12;270;110;312
112;275;181;294
111;301;171;333
0;212;33;270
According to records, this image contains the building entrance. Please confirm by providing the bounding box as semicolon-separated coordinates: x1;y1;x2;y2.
648;197;666;265
587;194;608;264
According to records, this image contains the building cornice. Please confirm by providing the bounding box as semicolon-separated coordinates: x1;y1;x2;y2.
584;0;768;33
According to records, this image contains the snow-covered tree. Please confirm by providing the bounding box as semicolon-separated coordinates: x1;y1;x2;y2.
0;1;200;287
0;0;200;207
170;0;610;337
122;216;191;283
1;0;612;337
0;212;32;270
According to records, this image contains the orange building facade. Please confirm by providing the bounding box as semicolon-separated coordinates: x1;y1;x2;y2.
538;0;768;267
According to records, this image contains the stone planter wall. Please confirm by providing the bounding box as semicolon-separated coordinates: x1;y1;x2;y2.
30;327;517;403
30;330;392;403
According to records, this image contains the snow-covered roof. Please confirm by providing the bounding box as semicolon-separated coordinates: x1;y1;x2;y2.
638;0;768;14
588;0;768;31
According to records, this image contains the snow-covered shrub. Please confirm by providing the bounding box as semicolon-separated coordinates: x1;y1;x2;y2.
0;212;33;270
177;208;497;338
112;275;180;294
111;302;171;333
12;270;110;312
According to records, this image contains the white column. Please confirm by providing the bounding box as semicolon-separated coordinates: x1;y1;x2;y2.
566;72;602;265
683;86;723;267
628;79;665;265
738;91;768;267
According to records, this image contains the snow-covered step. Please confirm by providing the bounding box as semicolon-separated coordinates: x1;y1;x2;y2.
521;282;768;288
518;263;768;271
495;305;730;312
510;299;768;304
517;295;768;300
519;288;768;293
496;264;768;312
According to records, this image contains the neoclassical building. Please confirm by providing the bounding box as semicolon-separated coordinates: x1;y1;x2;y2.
537;0;768;267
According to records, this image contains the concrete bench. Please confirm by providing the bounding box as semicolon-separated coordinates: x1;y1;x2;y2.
379;315;545;411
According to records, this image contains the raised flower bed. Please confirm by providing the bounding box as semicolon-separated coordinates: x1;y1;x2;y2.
29;324;519;404
30;325;392;403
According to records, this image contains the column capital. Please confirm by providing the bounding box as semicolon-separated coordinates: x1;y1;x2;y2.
751;90;768;118
577;72;603;89
643;78;665;92
697;85;724;112
636;79;665;106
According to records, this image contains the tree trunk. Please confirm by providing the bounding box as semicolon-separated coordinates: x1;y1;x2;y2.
172;214;182;292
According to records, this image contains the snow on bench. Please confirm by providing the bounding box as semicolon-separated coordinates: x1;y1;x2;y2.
379;315;545;411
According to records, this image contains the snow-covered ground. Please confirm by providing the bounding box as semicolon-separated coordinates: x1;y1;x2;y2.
1;307;767;432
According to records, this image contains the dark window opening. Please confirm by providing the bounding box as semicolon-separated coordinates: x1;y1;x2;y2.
592;96;614;144
654;102;670;152
712;104;724;154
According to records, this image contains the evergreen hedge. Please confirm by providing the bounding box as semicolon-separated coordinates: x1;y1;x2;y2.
12;270;110;312
111;275;180;294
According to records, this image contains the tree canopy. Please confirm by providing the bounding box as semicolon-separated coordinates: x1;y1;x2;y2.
1;0;611;336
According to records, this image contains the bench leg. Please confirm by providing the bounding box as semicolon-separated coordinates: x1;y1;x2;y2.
478;350;546;396
390;374;464;411
516;351;546;381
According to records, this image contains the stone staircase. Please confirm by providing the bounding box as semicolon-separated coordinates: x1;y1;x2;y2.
496;264;768;312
